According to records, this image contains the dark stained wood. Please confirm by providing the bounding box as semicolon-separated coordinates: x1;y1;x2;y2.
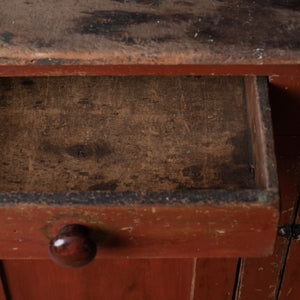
0;9;297;294
269;74;300;136
235;73;300;299
194;258;238;300
0;1;299;65
2;259;194;300
0;76;255;192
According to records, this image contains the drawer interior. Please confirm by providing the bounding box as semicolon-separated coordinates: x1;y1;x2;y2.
0;76;257;192
0;75;280;259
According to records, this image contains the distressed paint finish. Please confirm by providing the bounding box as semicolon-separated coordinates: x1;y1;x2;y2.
0;0;299;66
0;75;279;258
0;0;297;293
0;204;278;258
235;74;300;299
0;65;299;77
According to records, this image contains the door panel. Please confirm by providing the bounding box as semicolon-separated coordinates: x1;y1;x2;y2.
2;259;194;300
194;258;238;300
278;207;300;300
2;258;241;300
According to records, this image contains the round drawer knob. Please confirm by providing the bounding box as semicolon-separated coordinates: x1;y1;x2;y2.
48;224;97;268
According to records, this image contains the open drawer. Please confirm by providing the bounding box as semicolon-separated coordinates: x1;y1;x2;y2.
0;76;279;262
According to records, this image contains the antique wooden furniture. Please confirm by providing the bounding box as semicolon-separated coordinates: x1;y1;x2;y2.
0;75;279;263
0;0;299;298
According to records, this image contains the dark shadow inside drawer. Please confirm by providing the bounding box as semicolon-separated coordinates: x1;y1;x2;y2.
0;76;258;192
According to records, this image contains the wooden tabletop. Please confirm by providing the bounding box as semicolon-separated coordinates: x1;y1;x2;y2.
0;0;299;66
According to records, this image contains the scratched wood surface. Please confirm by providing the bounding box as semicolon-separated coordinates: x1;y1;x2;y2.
0;0;299;65
0;76;255;192
0;204;279;259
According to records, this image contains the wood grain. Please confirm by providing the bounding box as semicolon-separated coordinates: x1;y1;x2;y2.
194;258;238;300
0;0;299;65
2;259;194;300
0;76;254;192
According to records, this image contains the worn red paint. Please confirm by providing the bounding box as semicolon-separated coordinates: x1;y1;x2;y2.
0;65;299;77
0;204;278;259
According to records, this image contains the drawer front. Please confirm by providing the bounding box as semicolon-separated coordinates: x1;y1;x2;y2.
0;203;278;259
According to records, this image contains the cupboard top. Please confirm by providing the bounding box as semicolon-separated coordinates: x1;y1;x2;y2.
0;0;299;66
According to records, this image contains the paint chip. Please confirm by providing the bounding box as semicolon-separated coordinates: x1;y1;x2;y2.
120;227;133;232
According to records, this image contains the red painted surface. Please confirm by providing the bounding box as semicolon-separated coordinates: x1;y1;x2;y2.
0;204;278;259
194;258;238;300
0;64;299;77
236;73;300;299
2;259;194;300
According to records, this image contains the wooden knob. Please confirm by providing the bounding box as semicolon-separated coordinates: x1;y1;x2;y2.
48;224;97;268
